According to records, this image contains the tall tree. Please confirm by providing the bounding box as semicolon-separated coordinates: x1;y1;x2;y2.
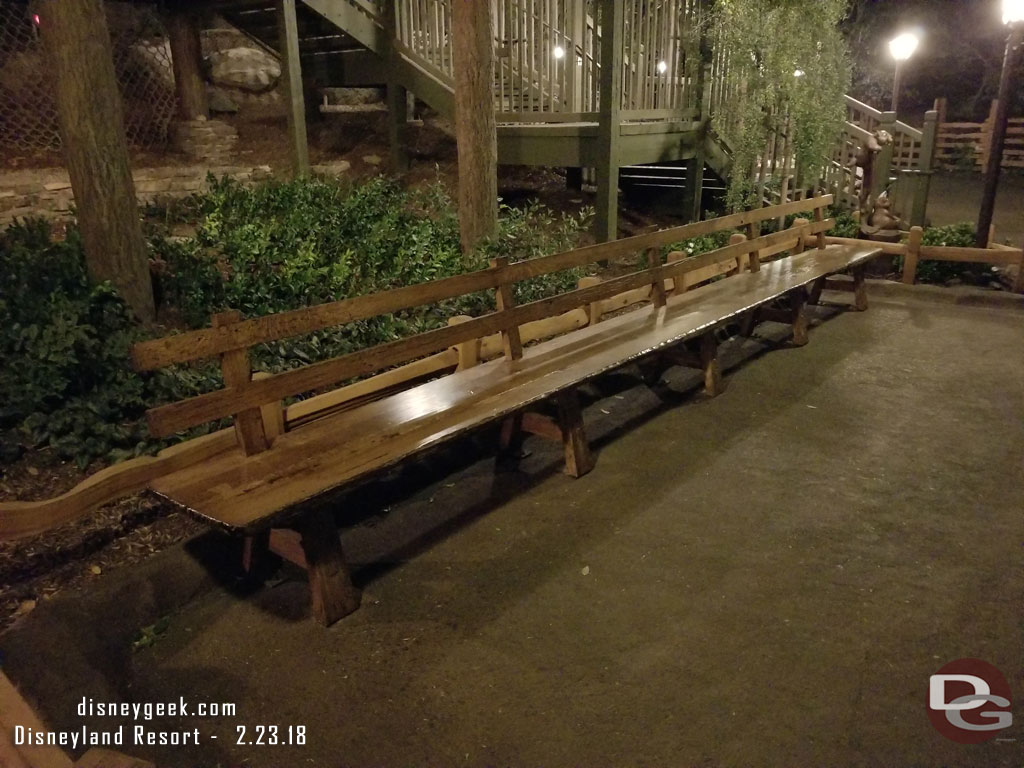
451;0;498;254
41;0;155;322
165;6;209;120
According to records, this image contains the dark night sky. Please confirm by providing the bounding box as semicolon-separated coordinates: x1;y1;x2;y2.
843;0;1023;122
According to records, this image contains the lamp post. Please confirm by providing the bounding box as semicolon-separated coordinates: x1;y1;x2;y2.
976;0;1024;247
888;31;920;114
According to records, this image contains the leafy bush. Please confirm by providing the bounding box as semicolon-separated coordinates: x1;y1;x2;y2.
0;220;211;467
3;176;591;468
912;222;990;284
661;230;735;259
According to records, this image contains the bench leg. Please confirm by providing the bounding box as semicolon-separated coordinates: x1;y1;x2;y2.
740;307;760;338
790;287;809;346
496;412;527;471
851;264;868;311
699;332;724;396
555;389;595;478
241;530;280;582
298;509;361;626
808;276;826;306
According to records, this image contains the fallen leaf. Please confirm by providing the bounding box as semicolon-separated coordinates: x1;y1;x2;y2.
89;565;102;575
14;600;35;617
581;566;590;576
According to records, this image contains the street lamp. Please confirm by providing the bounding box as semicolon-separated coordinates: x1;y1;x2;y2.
977;1;1024;247
888;31;919;113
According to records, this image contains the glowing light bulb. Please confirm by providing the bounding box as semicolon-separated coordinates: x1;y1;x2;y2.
657;60;668;74
553;46;565;60
888;32;920;62
1004;0;1024;24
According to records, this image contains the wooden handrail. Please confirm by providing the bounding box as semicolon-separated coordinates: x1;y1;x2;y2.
142;218;831;437
132;196;834;371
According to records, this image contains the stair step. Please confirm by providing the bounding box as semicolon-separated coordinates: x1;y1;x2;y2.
75;748;153;768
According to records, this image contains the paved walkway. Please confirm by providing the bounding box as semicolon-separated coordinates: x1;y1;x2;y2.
929;170;1024;244
14;290;1024;767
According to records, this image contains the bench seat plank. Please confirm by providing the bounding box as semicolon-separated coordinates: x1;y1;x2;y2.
150;244;879;531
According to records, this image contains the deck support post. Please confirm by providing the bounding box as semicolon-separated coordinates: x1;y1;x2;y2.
384;1;409;172
278;0;309;178
298;509;360;626
594;0;624;243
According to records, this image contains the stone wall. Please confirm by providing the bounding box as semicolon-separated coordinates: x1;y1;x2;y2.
0;160;351;227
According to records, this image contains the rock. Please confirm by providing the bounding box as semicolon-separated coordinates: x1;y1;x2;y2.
169;119;239;163
995;263;1020;289
208;89;240;114
206;47;281;93
312;160;351;176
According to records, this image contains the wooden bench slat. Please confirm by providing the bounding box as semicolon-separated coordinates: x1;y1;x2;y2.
150;243;878;531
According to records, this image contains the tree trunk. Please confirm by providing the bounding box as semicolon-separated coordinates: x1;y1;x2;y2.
451;0;498;253
41;0;155;322
166;8;209;120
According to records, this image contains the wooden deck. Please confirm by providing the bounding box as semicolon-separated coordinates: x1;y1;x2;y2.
151;243;879;532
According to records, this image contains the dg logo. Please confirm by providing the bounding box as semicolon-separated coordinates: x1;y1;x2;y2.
928;658;1014;744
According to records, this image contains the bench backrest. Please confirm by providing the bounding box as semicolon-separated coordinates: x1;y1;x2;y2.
132;196;834;451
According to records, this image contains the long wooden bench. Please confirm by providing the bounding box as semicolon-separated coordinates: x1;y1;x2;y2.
0;196;883;625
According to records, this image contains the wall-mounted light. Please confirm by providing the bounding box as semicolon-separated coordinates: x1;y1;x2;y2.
657;60;668;74
553;45;565;60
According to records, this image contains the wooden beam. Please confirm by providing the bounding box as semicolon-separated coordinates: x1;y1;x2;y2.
278;0;309;178
213;311;270;455
297;509;360;625
555;389;594;477
594;0;624;242
165;8;208;120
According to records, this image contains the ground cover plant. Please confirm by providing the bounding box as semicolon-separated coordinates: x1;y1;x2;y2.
1;175;591;470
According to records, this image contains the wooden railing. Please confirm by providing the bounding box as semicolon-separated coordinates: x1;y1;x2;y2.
933;98;1024;170
393;0;700;123
131;196;834;443
824;228;1024;292
821;96;938;227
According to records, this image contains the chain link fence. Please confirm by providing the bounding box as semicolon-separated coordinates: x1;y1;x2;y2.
0;0;177;160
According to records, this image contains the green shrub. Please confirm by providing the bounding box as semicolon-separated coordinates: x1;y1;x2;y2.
911;222;989;284
0;219;213;467
3;177;592;468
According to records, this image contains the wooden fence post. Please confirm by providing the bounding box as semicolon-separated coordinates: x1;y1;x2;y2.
873;111;897;202
911;110;938;228
979;99;1000;170
903;226;923;285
